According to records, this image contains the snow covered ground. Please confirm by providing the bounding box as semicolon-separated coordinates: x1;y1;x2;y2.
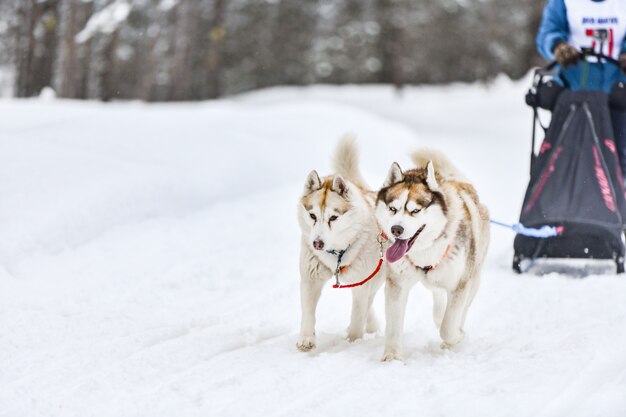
1;78;626;417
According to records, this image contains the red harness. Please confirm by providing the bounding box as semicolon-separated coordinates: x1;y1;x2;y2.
332;232;388;289
405;244;452;274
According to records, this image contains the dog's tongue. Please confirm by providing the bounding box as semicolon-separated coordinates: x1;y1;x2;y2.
386;239;409;263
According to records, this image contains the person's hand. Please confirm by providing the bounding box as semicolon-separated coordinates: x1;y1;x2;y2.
553;42;579;68
620;53;626;73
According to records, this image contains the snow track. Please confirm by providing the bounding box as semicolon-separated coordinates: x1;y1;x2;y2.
1;81;626;417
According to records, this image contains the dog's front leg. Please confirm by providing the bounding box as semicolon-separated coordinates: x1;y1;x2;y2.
439;280;473;349
431;288;446;329
382;276;410;362
347;286;369;342
297;276;325;352
365;282;381;334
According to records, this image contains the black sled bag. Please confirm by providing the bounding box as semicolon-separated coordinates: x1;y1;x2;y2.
514;90;626;265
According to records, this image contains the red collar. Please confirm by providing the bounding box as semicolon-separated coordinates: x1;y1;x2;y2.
405;244;452;274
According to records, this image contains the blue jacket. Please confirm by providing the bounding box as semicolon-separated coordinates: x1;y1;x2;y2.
536;0;626;92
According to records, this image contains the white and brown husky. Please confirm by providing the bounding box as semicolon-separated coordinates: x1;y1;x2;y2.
375;149;489;361
296;137;385;351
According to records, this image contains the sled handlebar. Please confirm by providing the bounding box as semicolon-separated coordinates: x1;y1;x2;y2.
544;49;622;73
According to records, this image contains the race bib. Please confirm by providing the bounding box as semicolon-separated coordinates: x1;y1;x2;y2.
565;0;626;60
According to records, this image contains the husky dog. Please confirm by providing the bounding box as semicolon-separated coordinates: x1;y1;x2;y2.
297;137;385;351
375;149;489;361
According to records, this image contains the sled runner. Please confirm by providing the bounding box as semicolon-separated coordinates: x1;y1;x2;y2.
514;51;626;274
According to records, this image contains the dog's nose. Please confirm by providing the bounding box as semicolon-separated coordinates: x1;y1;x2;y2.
391;225;404;237
313;239;325;250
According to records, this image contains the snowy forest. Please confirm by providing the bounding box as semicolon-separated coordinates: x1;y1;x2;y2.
0;0;546;101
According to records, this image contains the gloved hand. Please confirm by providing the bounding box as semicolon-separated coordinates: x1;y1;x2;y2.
620;53;626;73
553;42;579;68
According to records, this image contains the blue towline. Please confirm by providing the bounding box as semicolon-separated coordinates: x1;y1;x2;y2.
490;219;562;238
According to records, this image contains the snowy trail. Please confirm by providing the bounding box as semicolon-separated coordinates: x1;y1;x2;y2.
1;82;626;417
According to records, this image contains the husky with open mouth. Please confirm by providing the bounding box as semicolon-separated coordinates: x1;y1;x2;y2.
296;137;385;352
376;149;489;361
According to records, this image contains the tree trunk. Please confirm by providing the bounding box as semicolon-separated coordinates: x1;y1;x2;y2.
14;1;37;97
28;3;59;95
99;30;118;101
377;0;405;92
169;1;197;101
14;0;59;97
526;0;545;68
56;0;78;97
208;0;226;99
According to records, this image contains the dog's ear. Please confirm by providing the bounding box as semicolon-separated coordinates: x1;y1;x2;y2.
331;175;349;198
426;161;439;191
304;170;322;194
383;162;403;187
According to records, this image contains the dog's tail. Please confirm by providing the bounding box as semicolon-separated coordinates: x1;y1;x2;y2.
332;134;369;189
410;148;467;182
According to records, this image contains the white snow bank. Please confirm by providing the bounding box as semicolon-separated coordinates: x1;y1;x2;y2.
0;79;625;417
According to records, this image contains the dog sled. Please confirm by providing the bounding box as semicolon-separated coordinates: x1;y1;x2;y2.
514;50;626;274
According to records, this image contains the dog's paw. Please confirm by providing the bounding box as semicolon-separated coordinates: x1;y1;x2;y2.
346;326;363;343
440;328;464;349
440;337;463;350
381;349;404;362
440;341;454;350
381;352;403;362
296;336;316;352
346;331;363;343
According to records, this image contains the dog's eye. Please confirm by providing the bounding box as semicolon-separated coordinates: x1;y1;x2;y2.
389;207;397;214
329;215;338;222
309;213;316;221
411;208;421;215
